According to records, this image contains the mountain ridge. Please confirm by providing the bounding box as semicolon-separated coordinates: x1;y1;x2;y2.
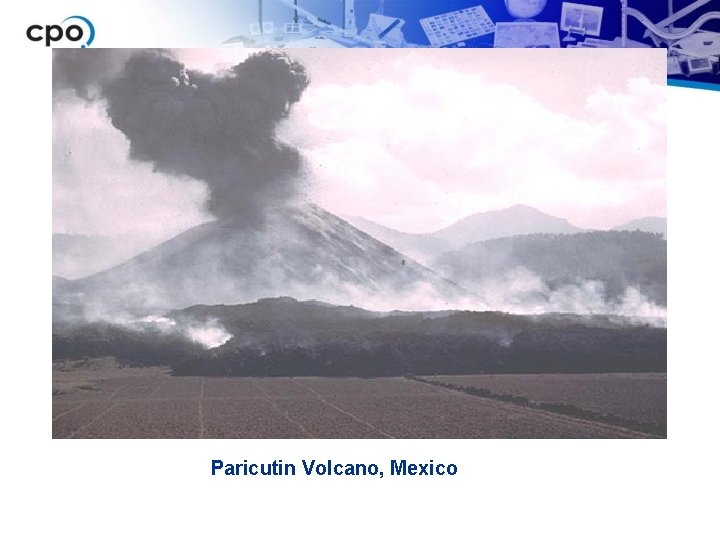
431;230;667;309
612;217;666;237
347;205;584;263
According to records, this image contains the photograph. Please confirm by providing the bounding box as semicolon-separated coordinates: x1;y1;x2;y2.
52;47;667;439
560;2;604;36
493;22;561;47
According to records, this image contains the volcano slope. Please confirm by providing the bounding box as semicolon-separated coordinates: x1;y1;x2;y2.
53;204;470;314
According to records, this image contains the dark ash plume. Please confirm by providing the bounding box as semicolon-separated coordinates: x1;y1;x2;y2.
52;49;137;100
54;49;310;223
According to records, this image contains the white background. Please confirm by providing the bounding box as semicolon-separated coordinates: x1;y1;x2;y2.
1;2;718;538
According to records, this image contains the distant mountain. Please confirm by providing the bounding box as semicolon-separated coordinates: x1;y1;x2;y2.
53;233;161;279
347;205;583;263
431;204;584;247
432;231;667;308
613;217;666;238
54;204;470;313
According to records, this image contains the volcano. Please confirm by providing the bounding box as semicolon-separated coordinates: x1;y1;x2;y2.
54;204;470;313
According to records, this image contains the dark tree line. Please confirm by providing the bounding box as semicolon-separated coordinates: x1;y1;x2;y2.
53;298;666;376
172;327;666;377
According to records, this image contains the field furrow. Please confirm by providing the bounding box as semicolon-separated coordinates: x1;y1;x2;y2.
52;367;663;438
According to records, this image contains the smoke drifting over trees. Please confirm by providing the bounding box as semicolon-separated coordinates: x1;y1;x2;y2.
53;49;310;224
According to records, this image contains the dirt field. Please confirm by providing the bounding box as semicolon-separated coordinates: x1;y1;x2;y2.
52;360;660;439
423;373;666;427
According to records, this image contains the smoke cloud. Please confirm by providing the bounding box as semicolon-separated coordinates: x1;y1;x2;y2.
462;267;667;326
53;49;136;100
138;315;232;349
53;49;310;223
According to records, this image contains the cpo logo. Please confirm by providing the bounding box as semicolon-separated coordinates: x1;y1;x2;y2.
26;15;95;47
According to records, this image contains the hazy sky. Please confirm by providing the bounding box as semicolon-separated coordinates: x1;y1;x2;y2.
53;48;666;238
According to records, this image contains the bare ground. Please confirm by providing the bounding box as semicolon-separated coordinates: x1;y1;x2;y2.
52;359;662;439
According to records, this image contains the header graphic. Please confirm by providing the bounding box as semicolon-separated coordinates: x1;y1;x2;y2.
218;0;720;90
26;15;94;47
24;2;720;90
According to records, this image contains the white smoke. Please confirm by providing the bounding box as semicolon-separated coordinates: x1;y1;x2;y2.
132;315;232;349
185;321;232;349
296;266;666;326
463;267;666;325
138;315;176;328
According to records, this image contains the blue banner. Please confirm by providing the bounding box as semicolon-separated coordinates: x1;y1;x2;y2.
219;0;720;90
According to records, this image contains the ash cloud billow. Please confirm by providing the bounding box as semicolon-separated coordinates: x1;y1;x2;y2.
52;48;136;100
54;49;310;224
